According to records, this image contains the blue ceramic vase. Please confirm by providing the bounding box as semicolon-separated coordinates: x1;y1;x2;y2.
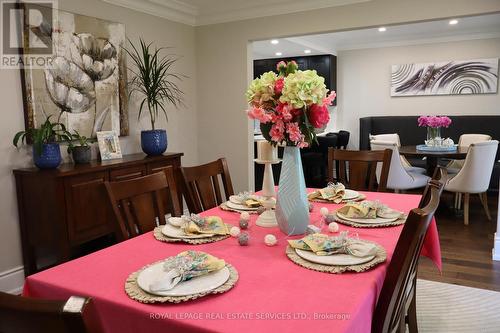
33;143;62;169
275;146;309;235
141;129;167;156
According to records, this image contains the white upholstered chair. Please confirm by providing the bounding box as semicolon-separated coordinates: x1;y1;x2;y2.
371;140;430;191
447;134;492;174
369;133;426;174
444;140;498;225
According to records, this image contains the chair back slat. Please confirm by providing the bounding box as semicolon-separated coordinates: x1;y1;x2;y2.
105;168;181;241
0;293;94;333
372;177;444;333
328;148;392;192
181;158;234;213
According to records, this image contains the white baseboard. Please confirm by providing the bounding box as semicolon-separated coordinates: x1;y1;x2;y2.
0;266;25;294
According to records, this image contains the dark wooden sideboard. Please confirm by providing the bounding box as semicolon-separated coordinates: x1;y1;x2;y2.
13;152;183;276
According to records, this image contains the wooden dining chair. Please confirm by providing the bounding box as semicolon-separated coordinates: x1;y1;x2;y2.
0;292;95;333
372;176;444;333
327;148;392;192
105;168;182;241
181;158;234;213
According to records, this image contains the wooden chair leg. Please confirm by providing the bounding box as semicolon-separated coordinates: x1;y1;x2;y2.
407;293;419;333
463;193;470;225
478;192;492;221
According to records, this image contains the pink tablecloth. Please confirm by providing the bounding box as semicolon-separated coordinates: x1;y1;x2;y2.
23;191;441;333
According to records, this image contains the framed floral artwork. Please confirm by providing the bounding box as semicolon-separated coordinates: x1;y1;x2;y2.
20;3;129;138
96;131;122;160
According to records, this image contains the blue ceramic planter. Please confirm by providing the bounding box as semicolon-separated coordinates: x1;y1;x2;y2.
141;129;167;156
33;143;62;169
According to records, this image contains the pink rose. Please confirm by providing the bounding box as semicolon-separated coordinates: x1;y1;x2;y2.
309;104;330;128
274;77;284;95
286;122;302;143
247;106;271;123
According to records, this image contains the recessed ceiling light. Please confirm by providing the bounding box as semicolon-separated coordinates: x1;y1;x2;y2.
378;27;386;32
271;39;279;44
449;19;458;25
304;49;311;54
275;52;282;56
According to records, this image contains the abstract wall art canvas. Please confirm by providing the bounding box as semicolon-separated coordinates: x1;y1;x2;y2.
391;58;498;97
21;4;128;138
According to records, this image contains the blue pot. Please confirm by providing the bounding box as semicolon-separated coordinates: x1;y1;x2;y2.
33;143;62;169
141;129;167;156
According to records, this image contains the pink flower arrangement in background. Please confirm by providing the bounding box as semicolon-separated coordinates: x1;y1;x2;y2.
246;60;336;147
417;116;452;128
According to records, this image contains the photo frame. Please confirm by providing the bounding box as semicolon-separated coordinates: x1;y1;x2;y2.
97;131;122;160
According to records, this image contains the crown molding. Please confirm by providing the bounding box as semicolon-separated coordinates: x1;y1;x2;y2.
102;0;370;26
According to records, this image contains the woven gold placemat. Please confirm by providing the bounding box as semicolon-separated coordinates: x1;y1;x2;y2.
125;262;239;304
309;193;367;204
153;226;230;245
331;211;407;228
286;242;387;274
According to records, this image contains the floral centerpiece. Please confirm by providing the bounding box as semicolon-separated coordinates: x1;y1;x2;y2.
245;61;336;235
417;116;452;147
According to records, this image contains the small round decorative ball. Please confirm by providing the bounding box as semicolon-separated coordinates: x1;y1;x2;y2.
238;232;250;246
257;206;266;215
320;207;329;217
328;222;339;233
240;212;250;221
325;214;336;224
264;234;277;246
239;219;249;229
230;226;241;237
308;203;314;212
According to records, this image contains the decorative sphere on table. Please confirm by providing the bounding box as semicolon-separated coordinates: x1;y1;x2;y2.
328;222;339;233
320;207;329;217
240;212;250;221
238;232;250;246
325;214;336;224
308;203;314;212
239;219;249;229
230;226;241;237
257;206;266;215
264;234;277;246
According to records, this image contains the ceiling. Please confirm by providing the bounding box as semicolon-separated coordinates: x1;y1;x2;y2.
252;13;500;59
102;0;369;26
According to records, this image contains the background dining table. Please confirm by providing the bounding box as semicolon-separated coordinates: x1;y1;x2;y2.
399;145;468;175
23;191;441;333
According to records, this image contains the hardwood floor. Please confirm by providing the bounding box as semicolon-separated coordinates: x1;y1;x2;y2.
418;191;500;291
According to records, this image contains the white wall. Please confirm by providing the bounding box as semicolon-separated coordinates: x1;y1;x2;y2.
0;0;197;288
337;38;500;149
195;0;500;194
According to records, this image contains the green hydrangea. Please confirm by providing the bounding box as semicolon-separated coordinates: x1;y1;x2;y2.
279;70;327;109
245;71;277;105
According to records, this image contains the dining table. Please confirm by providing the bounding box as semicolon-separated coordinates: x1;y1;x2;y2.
399;145;468;175
23;190;441;333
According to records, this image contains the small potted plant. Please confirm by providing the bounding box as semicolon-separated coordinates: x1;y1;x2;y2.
66;130;95;164
13;117;70;169
125;38;184;156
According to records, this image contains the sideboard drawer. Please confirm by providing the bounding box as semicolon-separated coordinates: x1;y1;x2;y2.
64;172;113;245
110;165;147;181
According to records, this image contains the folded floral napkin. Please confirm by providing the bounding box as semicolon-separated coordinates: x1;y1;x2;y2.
235;191;262;207
149;251;226;291
337;200;404;219
308;183;346;203
179;214;229;235
288;232;378;257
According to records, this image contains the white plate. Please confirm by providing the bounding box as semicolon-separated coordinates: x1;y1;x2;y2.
342;189;360;200
225;200;259;211
161;224;214;239
295;248;375;266
337;212;398;224
137;262;230;296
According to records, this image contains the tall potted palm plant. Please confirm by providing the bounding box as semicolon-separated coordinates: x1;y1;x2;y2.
125;38;184;156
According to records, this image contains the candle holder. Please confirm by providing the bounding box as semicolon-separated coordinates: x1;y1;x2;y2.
255;158;280;227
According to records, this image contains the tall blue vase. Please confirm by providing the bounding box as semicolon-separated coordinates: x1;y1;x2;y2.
275;146;309;235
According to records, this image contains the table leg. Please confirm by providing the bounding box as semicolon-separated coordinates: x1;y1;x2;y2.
426;157;438;176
